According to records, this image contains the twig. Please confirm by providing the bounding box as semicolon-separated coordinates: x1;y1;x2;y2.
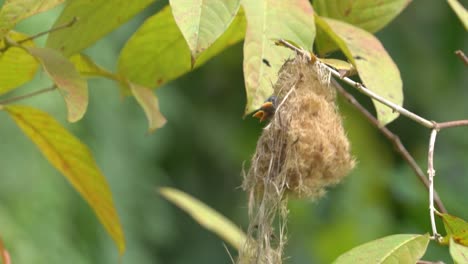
437;120;468;129
455;50;468;66
0;85;57;105
427;129;441;241
333;79;447;213
0;17;78;53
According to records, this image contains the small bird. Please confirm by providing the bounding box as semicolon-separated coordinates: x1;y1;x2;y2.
252;96;277;122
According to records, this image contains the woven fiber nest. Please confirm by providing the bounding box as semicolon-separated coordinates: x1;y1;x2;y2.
238;55;354;264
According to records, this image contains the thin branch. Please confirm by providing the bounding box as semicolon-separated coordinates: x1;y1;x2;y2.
275;39;435;128
333;79;447;213
0;17;78;53
455;50;468;66
18;17;78;45
0;85;57;105
437;120;468;129
427;129;441;241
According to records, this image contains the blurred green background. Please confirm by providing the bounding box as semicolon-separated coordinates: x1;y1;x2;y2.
0;1;467;263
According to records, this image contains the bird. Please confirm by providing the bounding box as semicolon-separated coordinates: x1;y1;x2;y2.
252;96;277;122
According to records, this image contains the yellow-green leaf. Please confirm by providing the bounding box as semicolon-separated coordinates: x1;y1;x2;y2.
314;0;411;33
313;0;411;55
128;82;166;133
241;0;315;114
333;234;430;264
118;5;246;88
69;54;117;80
26;47;88;122
169;0;240;65
5;105;125;254
0;0;65;39
316;16;403;125
450;237;468;264
439;213;468;246
46;0;155;56
0;31;39;95
159;187;246;250
448;0;468;30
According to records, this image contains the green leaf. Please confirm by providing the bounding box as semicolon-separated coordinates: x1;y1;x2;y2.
4;105;125;255
159;187;246;250
450;237;468;264
169;0;241;65
26;47;88;122
448;0;468;30
69;54;117;80
439;213;468;246
118;5;246;88
0;0;65;39
316;16;403;125
0;31;39;95
46;0;155;57
333;234;430;264
313;0;411;55
314;0;411;33
128;82;166;133
241;0;315;114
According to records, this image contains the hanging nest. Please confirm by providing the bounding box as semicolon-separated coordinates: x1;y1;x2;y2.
238;55;355;264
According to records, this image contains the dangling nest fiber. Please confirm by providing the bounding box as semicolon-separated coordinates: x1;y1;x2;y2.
238;55;355;264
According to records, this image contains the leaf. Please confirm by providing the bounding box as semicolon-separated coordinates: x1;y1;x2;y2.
26;47;88;122
128;82;167;133
118;5;246;88
159;187;246;250
439;213;468;246
315;16;403;125
241;0;315;114
447;0;468;30
69;54;117;80
0;235;11;264
169;0;240;66
333;234;430;264
46;0;155;57
313;0;411;33
0;0;65;39
450;237;468;264
0;31;39;95
313;0;411;55
4;105;125;254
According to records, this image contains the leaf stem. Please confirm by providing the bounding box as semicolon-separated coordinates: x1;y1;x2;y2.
0;85;57;105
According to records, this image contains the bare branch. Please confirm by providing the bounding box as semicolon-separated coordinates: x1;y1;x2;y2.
0;85;57;106
427;129;441;241
455;50;468;66
437;120;468;129
17;17;78;45
333;79;447;213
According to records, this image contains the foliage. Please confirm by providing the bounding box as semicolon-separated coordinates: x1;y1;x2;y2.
0;0;466;263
